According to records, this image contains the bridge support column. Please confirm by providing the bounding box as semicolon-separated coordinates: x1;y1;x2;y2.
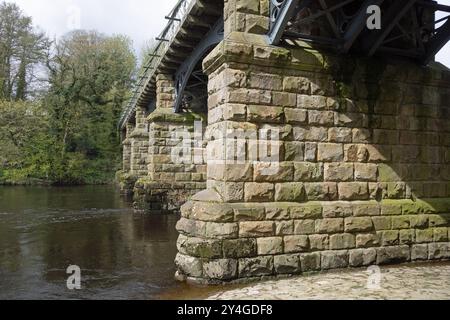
175;21;450;283
117;123;137;195
129;106;149;177
132;74;207;213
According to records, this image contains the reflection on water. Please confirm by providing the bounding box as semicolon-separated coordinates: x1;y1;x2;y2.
0;186;192;300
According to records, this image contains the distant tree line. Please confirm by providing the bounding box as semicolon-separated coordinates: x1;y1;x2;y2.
0;2;137;184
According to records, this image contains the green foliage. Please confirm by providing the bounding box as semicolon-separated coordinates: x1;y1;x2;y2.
0;4;137;185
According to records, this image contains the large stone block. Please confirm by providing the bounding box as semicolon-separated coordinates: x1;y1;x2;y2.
239;256;274;277
325;163;354;181
428;243;450;259
339;183;369;200
175;254;203;278
321;250;349;270
239;221;275;237
376;246;411;264
318;143;344;162
330;234;356;250
345;217;374;233
294;220;316;235
294;162;324;182
244;183;275;202
203;259;238;281
349;248;377;267
257;237;283;255
274;254;301;274
316;219;344;234
284;235;310;253
300;252;321;272
309;234;330;251
275;183;305;202
223;239;257;258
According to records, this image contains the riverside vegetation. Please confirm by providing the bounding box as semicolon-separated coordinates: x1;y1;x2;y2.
0;2;140;185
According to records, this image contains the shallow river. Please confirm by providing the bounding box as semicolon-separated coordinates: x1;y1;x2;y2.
0;186;219;300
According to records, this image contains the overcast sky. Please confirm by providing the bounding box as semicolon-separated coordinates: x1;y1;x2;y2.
5;0;450;67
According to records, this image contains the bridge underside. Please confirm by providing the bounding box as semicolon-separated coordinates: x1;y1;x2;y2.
119;0;450;284
268;0;450;65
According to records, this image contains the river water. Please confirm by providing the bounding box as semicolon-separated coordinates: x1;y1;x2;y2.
0;186;218;300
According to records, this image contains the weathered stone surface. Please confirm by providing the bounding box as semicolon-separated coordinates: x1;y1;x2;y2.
290;204;322;219
376;246;410;264
305;183;338;201
176;218;206;237
206;222;239;239
244;183;275;202
321;250;349;270
203;259;238;280
223;239;257;258
316;219;344;234
318;144;344;162
380;230;400;246
177;236;222;259
309;234;329;251
349;248;377;267
248;105;284;123
372;216;392;231
233;205;266;221
190;202;235;222
354;163;378;182
339;183;369;201
392;216;411;230
294;220;316;235
275;220;294;235
416;229;434;243
353;202;380;217
345;217;374;233
434;228;449;242
175;254;203;278
399;229;415;245
274;254;301;274
300;252;321;272
284;235;310;253
240;221;275;237
325;163;354;182
275;183;305;202
294;162;323;182
322;202;352;218
239;256;274;277
356;234;380;248
285;109;308;124
257;237;283;255
330;234;356;250
265;206;290;220
428;243;450;259
411;244;429;261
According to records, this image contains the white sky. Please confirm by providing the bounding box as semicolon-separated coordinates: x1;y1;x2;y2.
5;0;450;67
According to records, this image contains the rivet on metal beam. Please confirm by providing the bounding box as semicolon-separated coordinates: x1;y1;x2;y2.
156;37;170;42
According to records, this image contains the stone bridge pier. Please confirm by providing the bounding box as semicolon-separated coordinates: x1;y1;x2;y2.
119;0;450;284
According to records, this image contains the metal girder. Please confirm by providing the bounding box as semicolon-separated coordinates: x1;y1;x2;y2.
363;0;418;56
268;0;301;45
265;0;450;66
422;18;450;65
341;0;385;53
173;18;224;113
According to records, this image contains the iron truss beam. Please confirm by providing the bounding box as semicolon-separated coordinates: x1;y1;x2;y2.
363;0;418;56
267;0;450;65
174;18;224;113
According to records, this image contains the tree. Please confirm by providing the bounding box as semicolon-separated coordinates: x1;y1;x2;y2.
0;2;49;100
43;30;137;183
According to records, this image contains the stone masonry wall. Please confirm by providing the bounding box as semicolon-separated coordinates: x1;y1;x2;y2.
174;2;450;282
133;74;207;213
